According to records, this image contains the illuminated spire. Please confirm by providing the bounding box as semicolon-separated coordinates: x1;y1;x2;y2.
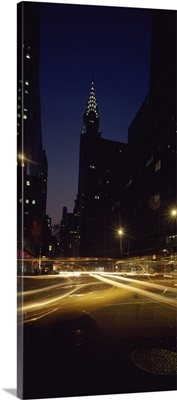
85;80;99;118
81;78;100;136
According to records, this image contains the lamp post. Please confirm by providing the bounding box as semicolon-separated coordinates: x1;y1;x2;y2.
48;244;52;257
118;229;123;257
38;246;42;273
166;208;177;258
171;208;177;256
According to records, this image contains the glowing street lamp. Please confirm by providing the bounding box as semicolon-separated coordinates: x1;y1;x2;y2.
17;153;39;166
171;209;177;217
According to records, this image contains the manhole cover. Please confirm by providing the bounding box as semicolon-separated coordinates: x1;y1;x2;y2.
131;348;177;375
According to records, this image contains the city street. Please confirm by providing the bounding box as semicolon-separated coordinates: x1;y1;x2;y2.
17;266;177;398
16;3;177;399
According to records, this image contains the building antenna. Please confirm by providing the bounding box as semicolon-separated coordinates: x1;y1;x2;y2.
92;64;94;82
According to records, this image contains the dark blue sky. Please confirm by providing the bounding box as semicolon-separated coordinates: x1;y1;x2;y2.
39;2;152;225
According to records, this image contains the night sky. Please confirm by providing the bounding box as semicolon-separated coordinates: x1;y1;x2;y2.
39;1;152;226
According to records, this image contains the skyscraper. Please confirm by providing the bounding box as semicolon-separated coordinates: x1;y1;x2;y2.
17;2;48;258
119;9;176;257
75;78;127;257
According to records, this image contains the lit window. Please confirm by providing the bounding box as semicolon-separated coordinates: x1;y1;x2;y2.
95;195;99;200
146;155;153;167
25;90;29;94
155;160;161;172
32;200;36;204
17;105;21;109
25;199;29;203
154;192;160;202
17;114;21;118
26;54;30;59
26;181;30;186
23;115;27;119
25;81;29;86
166;234;177;244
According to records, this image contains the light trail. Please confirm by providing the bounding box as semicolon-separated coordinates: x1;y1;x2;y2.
90;273;177;307
100;272;177;294
17;284;83;313
17;274;103;298
17;279;107;314
23;307;61;323
17;282;77;297
18;271;177;326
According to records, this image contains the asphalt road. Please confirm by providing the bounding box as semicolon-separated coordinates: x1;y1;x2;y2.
17;271;177;398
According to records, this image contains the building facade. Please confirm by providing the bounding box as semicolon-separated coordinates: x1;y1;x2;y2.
59;206;80;257
17;2;50;258
118;9;176;257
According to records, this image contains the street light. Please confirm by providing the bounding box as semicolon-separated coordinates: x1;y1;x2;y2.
167;207;177;257
171;209;177;217
117;228;123;257
17;153;39;166
48;245;52;257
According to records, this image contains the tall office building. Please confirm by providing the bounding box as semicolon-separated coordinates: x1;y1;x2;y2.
17;2;49;257
75;79;127;257
119;9;176;257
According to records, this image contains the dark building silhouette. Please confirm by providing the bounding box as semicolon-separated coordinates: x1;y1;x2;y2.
64;212;80;257
75;79;127;257
59;206;80;257
42;214;52;255
118;9;176;257
59;206;67;256
17;2;50;257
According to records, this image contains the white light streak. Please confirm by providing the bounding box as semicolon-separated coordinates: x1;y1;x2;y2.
90;273;177;307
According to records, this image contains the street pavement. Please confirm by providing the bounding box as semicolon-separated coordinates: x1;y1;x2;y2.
17;271;177;398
